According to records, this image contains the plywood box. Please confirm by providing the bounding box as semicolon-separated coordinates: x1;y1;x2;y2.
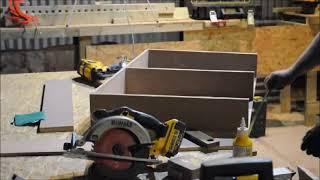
90;49;257;137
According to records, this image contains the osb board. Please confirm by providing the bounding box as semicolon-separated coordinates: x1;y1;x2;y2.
87;25;318;76
253;26;318;75
184;26;256;53
86;40;205;66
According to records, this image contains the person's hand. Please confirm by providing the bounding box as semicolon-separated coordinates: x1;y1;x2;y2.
264;69;294;90
301;124;320;158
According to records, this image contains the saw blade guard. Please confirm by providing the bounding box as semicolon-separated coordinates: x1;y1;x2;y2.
77;115;152;178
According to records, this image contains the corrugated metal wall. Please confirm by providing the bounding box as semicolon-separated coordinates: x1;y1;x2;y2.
1;0;292;51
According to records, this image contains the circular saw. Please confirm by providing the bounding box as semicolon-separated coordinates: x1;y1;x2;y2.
64;107;186;179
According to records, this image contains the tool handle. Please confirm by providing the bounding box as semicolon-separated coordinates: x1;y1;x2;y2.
200;157;273;180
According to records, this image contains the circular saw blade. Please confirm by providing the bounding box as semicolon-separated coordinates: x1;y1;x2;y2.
93;128;136;170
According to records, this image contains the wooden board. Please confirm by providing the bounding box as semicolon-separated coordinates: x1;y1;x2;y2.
39;80;74;133
0;135;70;157
90;94;249;137
148;49;257;73
0;19;204;40
125;68;255;99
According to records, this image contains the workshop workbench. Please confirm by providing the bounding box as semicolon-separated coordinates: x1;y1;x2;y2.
0;72;318;179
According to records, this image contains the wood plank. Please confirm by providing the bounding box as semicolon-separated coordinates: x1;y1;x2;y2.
0;135;71;157
304;71;318;126
80;36;92;60
95;67;126;94
0;19;204;40
280;85;291;113
148;49;257;73
90;94;249;138
125;68;255;99
39;80;74;133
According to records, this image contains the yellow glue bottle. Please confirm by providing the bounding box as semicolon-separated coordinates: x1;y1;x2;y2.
233;117;253;157
234;117;257;180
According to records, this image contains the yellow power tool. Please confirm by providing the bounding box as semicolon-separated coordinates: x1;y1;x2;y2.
77;59;109;81
77;58;127;82
64;107;186;179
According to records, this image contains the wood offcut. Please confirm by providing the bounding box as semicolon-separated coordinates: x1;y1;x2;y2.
39;80;74;133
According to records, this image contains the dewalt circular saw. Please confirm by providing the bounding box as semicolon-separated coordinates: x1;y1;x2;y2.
64;107;186;179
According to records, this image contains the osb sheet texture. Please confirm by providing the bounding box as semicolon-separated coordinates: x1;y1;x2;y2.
87;25;318;76
0;72;94;179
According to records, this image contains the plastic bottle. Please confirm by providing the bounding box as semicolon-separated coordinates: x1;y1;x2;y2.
233;117;253;157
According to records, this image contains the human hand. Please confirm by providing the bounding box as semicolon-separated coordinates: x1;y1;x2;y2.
264;69;294;90
301;124;320;158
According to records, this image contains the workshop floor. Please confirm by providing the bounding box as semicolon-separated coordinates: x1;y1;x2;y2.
255;126;320;179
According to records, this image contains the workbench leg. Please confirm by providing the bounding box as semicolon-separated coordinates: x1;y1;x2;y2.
80;36;92;60
280;85;291;113
304;71;319;126
74;36;91;70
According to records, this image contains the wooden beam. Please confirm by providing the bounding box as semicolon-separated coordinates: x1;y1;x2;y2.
80;36;91;60
280;85;291;113
0;19;204;40
304;71;318;126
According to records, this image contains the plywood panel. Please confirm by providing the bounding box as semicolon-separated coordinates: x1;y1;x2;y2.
148;49;257;73
127;50;149;68
95;69;126;94
125;68;255;99
90;94;249;137
39;80;73;133
0;135;70;157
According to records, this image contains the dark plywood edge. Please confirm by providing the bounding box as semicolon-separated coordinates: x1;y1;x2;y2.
125;68;255;99
0;135;71;157
90;94;249;137
147;49;257;73
39;80;74;133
